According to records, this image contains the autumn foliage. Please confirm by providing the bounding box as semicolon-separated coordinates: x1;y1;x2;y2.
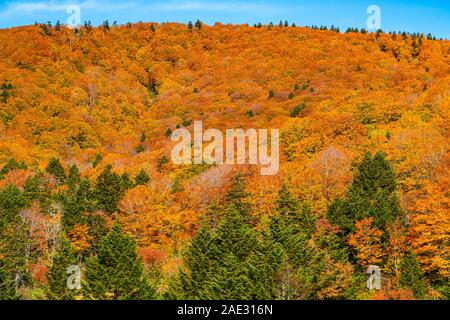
0;21;448;300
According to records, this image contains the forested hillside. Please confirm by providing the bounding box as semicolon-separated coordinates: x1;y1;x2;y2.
0;21;448;300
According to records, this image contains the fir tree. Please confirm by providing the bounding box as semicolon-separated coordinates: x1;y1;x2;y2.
62;178;93;229
93;165;125;214
172;175;279;299
0;158;27;179
194;19;202;30
0;259;18;300
399;252;427;298
67;164;81;189
327;152;403;235
46;236;79;300
83;223;154;300
46;158;66;185
135;169;150;186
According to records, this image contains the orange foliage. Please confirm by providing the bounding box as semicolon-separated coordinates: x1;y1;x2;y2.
348;218;385;267
67;224;93;254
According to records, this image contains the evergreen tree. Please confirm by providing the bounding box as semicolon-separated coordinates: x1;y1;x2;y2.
0;158;27;179
0;259;18;300
194;19;202;30
46;158;66;185
92;154;102;168
0;184;26;228
62;178;93;229
171;175;279;299
93;165;125;214
67;164;81;189
83;223;154;300
102;20;110;31
135;169;150;186
22;172;50;209
187;21;193;30
46;236;78;300
399;252;427;298
327;152;403;235
120;173;133;190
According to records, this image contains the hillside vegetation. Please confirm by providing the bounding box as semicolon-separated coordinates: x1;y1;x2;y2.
0;22;448;300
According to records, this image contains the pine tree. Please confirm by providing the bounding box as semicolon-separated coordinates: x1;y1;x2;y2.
0;184;26;228
46;236;78;300
23;171;51;204
93;165;125;214
172;175;279;299
67;164;81;189
269;184;318;299
187;21;193;30
327;152;403;235
83;223;154;300
0;158;26;179
102;20;110;31
62;177;93;229
135;169;150;186
399;252;427;298
0;259;18;300
194;19;202;30
46;158;66;185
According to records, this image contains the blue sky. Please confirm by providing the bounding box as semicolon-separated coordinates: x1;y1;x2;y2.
0;0;449;38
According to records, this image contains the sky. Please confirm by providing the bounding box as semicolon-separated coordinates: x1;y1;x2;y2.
0;0;449;39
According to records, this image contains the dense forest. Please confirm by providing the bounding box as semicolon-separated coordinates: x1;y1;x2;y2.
0;21;448;300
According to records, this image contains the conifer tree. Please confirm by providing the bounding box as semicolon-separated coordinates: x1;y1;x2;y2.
46;236;78;300
46;158;66;185
83;223;154;300
135;169;150;186
399;251;427;298
62;178;93;229
327;152;403;235
93;165;125;214
0;259;18;300
194;19;202;30
67;164;81;189
172;175;279;300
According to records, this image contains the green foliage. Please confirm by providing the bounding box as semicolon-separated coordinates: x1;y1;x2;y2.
46;158;67;185
171;176;280;300
290;103;306;117
83;223;155;300
23;171;51;204
157;155;169;173
0;184;26;228
135;169;150;186
92;154;102;168
0;158;27;179
0;217;33;291
327;152;403;235
93;165;126;214
46;236;78;300
62;178;94;229
0;259;18;300
399;251;427;298
194;19;202;30
67;164;81;189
